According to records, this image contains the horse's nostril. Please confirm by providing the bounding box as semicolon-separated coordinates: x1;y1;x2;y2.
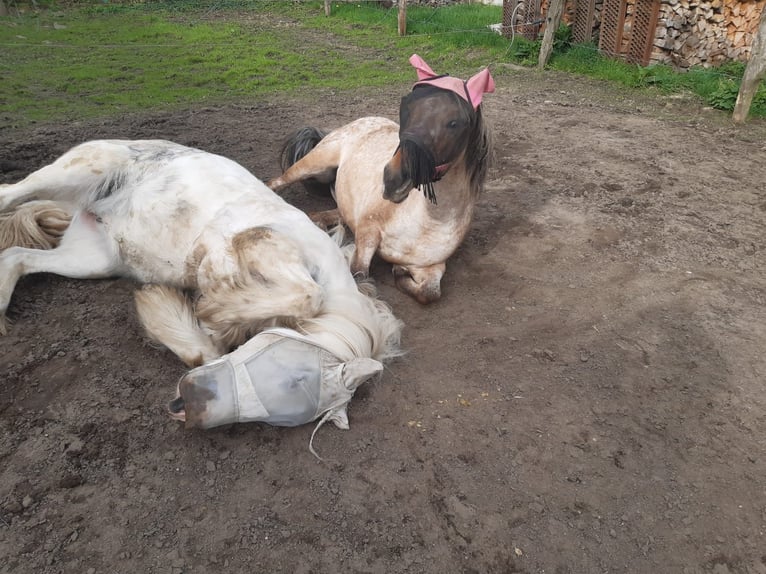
168;396;185;415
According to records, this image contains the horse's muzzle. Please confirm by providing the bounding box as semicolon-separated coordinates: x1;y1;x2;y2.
383;148;413;203
168;329;383;430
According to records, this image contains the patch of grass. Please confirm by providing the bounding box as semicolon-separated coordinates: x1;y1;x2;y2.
2;2;764;127
1;10;271;124
1;1;512;128
301;2;511;75
547;35;766;117
0;2;390;127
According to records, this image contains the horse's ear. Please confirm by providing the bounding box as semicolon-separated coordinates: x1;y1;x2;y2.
342;357;384;390
466;68;495;109
409;53;437;81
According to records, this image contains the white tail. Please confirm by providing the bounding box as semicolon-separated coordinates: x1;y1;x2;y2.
0;200;72;250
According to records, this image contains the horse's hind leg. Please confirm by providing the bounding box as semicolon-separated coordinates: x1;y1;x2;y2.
0;211;120;334
268;139;341;192
392;263;446;304
0;141;129;211
135;285;223;367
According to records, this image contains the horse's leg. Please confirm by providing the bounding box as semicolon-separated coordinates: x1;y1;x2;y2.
268;142;340;191
0;211;120;334
392;263;445;304
0;141;126;212
134;285;223;367
309;208;343;231
194;227;324;350
350;228;382;278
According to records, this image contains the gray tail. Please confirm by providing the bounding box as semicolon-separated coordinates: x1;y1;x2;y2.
279;127;335;197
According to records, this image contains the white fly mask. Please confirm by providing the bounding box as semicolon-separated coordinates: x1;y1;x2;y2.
169;328;383;441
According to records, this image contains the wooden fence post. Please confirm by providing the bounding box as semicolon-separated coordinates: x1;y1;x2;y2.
324;0;331;17
733;7;766;123
398;0;407;37
538;0;566;69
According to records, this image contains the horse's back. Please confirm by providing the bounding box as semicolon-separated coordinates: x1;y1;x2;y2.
327;116;400;209
328;117;399;156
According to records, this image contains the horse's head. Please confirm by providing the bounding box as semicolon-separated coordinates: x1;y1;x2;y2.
383;55;494;204
168;329;385;430
383;87;475;204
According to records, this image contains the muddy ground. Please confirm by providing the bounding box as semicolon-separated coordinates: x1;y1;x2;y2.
1;68;765;574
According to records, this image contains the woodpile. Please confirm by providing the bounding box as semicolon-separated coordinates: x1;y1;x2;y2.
530;0;765;68
652;0;766;67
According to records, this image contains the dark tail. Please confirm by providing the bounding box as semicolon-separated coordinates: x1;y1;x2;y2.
280;127;335;197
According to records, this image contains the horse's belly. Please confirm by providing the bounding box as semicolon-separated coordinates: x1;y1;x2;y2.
102;207;209;285
113;229;196;285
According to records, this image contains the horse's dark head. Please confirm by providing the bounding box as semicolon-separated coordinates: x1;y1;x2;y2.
383;86;476;204
383;55;494;204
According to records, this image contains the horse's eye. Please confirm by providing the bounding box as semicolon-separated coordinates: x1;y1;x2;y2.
447;120;459;129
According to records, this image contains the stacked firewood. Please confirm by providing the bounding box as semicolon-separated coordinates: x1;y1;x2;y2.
652;0;766;67
532;0;764;68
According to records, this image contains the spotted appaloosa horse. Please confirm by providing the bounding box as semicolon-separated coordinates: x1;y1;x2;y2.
0;140;402;425
269;54;494;304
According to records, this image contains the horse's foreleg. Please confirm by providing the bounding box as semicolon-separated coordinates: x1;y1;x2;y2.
392;263;445;304
350;229;381;278
0;211;120;334
309;209;343;231
134;285;223;367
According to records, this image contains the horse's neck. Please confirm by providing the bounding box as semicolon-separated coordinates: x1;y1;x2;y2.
431;163;478;222
300;288;401;363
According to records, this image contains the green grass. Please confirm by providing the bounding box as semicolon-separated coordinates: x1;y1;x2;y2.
0;1;513;128
1;1;764;128
1;4;398;126
545;34;766;117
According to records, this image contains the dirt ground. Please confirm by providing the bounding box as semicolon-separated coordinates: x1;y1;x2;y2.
1;68;766;574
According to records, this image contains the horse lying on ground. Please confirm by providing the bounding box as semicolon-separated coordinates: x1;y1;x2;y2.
0;140;402;431
269;54;494;304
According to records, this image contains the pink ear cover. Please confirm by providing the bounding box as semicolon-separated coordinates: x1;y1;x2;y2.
409;54;495;109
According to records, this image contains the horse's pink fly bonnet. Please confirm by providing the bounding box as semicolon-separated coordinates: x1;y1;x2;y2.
410;54;495;109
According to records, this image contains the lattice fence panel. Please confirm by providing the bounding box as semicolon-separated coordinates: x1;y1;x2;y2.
626;0;660;65
503;0;543;40
522;0;543;40
502;0;515;39
572;0;597;44
598;0;626;57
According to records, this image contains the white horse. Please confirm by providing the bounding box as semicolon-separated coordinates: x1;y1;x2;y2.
0;140;402;429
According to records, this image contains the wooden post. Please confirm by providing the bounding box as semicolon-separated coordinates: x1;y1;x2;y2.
398;0;407;37
733;7;766;123
324;0;331;17
0;1;8;16
537;0;566;69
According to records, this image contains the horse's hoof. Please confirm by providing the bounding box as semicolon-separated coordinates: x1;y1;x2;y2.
0;314;10;336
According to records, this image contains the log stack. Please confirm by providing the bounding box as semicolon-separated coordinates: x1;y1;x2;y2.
531;0;765;68
652;0;766;67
